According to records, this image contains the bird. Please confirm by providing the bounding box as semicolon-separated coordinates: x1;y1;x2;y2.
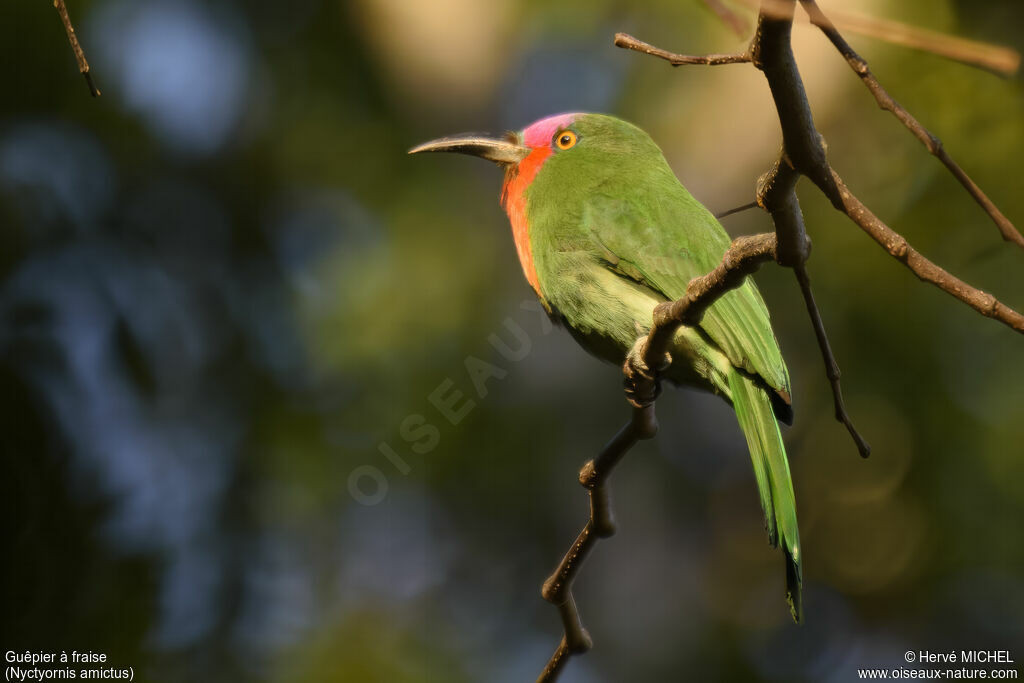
410;112;802;623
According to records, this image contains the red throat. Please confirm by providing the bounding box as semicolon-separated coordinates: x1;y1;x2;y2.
498;112;580;298
500;145;550;297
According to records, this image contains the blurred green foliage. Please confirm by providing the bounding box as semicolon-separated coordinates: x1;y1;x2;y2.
1;1;1022;681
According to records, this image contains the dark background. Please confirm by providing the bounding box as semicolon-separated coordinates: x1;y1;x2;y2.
2;0;1022;681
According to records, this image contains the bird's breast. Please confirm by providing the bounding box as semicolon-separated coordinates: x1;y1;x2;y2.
500;147;552;298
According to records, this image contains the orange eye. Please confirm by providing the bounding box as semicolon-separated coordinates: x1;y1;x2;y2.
555;130;577;150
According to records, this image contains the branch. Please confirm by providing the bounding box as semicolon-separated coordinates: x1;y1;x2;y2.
539;2;1023;678
747;17;870;451
537;234;778;682
747;2;1024;334
614;33;750;66
749;6;841;206
737;0;1020;76
798;0;1023;249
830;170;1024;332
54;0;100;97
644;233;779;364
793;264;871;457
537;412;655;682
715;200;760;219
802;3;1020;77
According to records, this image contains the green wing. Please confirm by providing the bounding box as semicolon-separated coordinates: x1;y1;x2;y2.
582;186;802;622
583;188;791;406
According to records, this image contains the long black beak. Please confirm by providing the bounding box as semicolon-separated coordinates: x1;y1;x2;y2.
408;134;529;165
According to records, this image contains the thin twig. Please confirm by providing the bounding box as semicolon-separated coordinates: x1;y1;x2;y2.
793;264;870;457
798;0;1022;249
538;638;570;682
747;4;1024;332
614;33;750;66
829;171;1024;332
715;200;760;219
734;0;1020;76
53;0;100;97
807;3;1020;76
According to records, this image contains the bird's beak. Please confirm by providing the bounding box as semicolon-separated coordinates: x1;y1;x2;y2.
408;134;529;166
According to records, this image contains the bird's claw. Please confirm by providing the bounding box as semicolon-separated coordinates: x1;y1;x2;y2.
622;338;669;409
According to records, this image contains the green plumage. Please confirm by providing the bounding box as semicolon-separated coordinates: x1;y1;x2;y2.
524;114;802;622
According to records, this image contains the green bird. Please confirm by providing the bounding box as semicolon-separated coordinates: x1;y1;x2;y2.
411;113;801;622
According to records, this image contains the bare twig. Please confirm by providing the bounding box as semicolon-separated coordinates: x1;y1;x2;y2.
614;33;750;66
735;0;1020;76
798;0;1023;249
829;170;1024;332
715;200;760;219
804;3;1020;76
53;0;100;97
793;264;871;457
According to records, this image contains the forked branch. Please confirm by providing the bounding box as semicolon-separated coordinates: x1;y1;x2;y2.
539;1;1022;680
797;0;1022;249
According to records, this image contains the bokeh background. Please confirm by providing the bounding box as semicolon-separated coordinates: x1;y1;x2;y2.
2;0;1023;681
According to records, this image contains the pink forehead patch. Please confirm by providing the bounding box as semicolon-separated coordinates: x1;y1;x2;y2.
522;113;581;148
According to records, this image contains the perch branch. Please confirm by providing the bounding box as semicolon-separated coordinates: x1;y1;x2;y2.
538;234;779;682
53;0;100;97
645;233;779;362
541;1;1022;679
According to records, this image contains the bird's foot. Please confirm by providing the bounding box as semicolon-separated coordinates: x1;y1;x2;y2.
622;337;670;409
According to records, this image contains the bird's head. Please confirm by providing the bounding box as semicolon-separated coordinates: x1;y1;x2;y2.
409;113;660;208
408;112;584;168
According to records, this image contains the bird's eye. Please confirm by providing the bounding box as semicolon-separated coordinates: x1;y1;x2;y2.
555;130;577;150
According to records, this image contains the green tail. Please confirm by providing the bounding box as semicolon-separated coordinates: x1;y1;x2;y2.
728;370;803;623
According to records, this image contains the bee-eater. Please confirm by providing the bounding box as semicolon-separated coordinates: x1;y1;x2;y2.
410;113;801;622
